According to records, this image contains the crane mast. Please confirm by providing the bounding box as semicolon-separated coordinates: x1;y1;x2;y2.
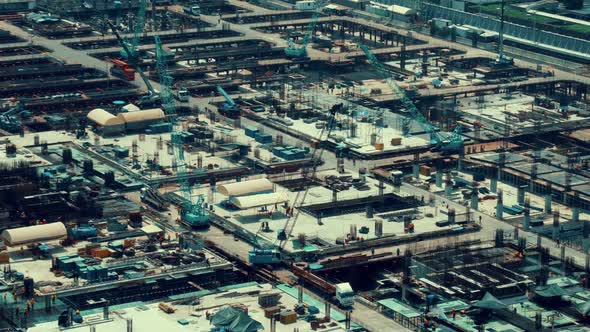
285;0;326;58
154;36;208;227
359;44;463;153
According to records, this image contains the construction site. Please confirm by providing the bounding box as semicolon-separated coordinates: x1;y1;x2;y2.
0;0;589;331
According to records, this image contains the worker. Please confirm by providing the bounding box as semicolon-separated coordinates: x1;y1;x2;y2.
30;298;35;310
15;306;19;316
51;294;56;304
12;292;17;302
451;308;456;320
396;248;400;256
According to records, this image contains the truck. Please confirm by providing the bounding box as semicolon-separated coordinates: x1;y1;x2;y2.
175;87;189;102
335;282;354;307
110;59;135;80
183;5;200;16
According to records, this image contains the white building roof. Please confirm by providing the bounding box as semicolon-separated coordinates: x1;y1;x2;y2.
117;108;165;124
1;222;67;246
368;1;415;15
217;178;274;197
87;108;124;127
229;192;289;209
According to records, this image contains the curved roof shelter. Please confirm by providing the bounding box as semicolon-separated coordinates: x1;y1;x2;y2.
87;108;124;127
117;108;165;124
230;192;289;209
217;178;274;197
1;222;67;246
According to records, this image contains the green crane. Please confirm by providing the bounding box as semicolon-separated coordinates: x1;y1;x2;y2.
284;1;326;58
154;35;209;227
359;44;463;154
120;0;147;59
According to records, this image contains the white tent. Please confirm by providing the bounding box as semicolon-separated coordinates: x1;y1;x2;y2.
217;178;274;197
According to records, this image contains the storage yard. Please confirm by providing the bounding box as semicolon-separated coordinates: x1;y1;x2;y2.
0;0;589;331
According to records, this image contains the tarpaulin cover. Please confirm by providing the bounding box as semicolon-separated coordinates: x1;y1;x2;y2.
534;285;567;298
471;292;507;310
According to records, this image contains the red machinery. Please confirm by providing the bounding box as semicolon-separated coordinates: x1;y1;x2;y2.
110;59;135;81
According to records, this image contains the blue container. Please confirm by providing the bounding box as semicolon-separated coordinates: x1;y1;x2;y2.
245;127;258;138
70;227;97;240
114;147;129;158
255;133;272;144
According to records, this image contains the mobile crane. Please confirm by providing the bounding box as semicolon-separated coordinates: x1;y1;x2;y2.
359;44;463;154
154;35;208;227
284;0;326;58
216;85;240;118
248;103;342;264
108;21;160;106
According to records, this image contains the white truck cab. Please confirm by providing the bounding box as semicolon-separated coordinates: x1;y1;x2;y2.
183;5;200;16
335;282;354;307
176;88;189;102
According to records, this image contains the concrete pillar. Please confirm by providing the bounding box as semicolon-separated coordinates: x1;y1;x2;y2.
436;172;443;188
544;183;552;215
573;207;580;223
445;174;453;197
324;302;331;320
496;189;503;220
103;301;109;320
530;164;538;191
517;185;526;205
471;187;479;210
297;285;303;304
448;207;456;224
345;311;351;330
366;205;374;219
523;198;530;230
561;246;566;273
553;211;560;241
412;163;419;179
269;314;276;332
490;177;498;193
332;190;337;203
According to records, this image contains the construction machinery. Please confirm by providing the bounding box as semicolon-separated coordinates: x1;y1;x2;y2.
359;44;464;154
248;229;282;265
0;101;31;133
154;35;209;228
284;0;325;58
216;85;241;118
120;0;147;60
108;21;160;106
110;59;136;80
248;104;341;264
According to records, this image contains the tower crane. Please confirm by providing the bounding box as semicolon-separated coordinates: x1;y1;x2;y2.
284;0;326;58
154;35;208;228
359;44;464;154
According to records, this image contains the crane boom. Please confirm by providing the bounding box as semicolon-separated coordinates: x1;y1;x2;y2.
359;44;463;153
217;85;235;106
154;35;208;227
285;0;325;58
109;21;158;101
121;0;147;59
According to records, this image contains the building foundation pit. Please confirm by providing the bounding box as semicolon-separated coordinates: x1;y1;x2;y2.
299;193;420;218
